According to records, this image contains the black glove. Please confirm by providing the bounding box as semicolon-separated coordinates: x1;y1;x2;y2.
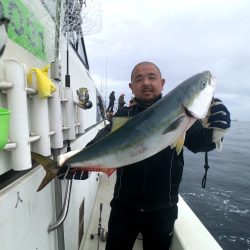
57;165;89;180
206;98;231;129
202;98;231;151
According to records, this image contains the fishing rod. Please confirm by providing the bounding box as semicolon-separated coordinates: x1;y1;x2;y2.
90;203;108;250
65;42;71;152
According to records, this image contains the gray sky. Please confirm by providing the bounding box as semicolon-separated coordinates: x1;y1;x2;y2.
85;0;250;121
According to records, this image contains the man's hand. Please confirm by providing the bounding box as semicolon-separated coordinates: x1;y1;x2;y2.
57;166;89;180
202;98;231;151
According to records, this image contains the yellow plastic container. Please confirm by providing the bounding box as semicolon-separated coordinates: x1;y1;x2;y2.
0;107;11;150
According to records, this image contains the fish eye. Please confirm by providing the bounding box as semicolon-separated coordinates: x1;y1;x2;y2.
201;81;207;89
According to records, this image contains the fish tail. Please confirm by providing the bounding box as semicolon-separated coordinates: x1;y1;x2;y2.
31;152;59;192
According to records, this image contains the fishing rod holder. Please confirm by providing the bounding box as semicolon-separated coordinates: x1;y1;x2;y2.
50;60;61;81
76;87;93;109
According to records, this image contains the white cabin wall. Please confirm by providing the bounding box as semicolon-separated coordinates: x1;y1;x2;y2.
0;46;104;250
0;121;106;250
2;39;45;69
0;168;58;250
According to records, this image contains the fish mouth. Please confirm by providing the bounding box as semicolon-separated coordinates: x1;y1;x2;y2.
184;106;207;119
184;106;193;117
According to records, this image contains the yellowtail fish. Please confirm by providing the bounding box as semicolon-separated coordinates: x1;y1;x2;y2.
32;71;216;191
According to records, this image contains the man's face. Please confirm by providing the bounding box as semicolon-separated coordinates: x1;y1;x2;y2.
129;63;165;104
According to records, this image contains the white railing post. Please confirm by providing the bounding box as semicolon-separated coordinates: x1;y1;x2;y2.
48;81;64;149
62;87;76;140
4;59;32;171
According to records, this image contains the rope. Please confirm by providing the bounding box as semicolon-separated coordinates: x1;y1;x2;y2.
202;152;209;188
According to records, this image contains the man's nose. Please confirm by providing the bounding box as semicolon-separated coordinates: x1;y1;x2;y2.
142;78;150;85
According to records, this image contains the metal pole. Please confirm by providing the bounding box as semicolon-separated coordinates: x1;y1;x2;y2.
54;0;61;61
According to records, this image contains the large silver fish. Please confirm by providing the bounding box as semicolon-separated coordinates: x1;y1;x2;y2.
32;70;216;191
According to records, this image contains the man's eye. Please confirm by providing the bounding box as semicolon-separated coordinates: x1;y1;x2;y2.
135;78;143;82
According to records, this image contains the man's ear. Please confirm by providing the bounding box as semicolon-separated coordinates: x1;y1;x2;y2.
161;78;166;90
129;83;133;93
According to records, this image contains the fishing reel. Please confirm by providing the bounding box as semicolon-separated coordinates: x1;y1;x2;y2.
76;87;93;109
0;17;10;58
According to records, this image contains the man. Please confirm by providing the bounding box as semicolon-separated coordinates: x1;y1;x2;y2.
118;93;126;111
59;62;230;249
106;91;116;113
104;62;230;250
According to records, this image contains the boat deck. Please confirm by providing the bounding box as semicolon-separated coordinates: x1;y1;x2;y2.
81;171;222;250
82;173;143;250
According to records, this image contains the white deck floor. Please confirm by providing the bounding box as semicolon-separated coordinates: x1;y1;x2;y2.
82;173;143;250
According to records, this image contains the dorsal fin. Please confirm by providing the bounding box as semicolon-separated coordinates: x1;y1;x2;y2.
111;117;131;133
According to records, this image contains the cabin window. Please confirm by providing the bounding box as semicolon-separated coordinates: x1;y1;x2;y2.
71;37;89;70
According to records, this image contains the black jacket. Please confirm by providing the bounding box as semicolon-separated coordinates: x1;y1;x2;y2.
91;100;215;212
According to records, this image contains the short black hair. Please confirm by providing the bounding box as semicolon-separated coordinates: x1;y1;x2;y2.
131;61;162;81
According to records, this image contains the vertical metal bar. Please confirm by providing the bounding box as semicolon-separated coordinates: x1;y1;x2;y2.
53;0;64;248
55;0;62;61
52;148;65;250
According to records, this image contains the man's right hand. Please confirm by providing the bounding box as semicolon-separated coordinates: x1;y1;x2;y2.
57;166;89;180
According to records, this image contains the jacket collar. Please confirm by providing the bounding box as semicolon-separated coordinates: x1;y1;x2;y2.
133;95;162;111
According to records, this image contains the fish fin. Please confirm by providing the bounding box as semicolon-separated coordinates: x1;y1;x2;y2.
171;133;186;155
175;135;185;155
111;117;131;133
162;116;185;134
31;152;59;192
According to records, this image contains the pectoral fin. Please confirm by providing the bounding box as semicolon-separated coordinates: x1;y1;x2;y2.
163;116;185;134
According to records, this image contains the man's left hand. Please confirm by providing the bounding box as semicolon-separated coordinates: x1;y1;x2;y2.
202;98;231;150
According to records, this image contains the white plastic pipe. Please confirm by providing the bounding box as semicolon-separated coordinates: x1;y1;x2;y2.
76;106;85;134
63;87;76;140
4;59;32;171
29;72;51;156
48;81;63;149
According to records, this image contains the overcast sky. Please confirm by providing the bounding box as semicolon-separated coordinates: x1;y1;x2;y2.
84;0;250;121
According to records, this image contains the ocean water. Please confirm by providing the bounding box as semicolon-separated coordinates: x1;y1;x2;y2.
180;121;250;250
